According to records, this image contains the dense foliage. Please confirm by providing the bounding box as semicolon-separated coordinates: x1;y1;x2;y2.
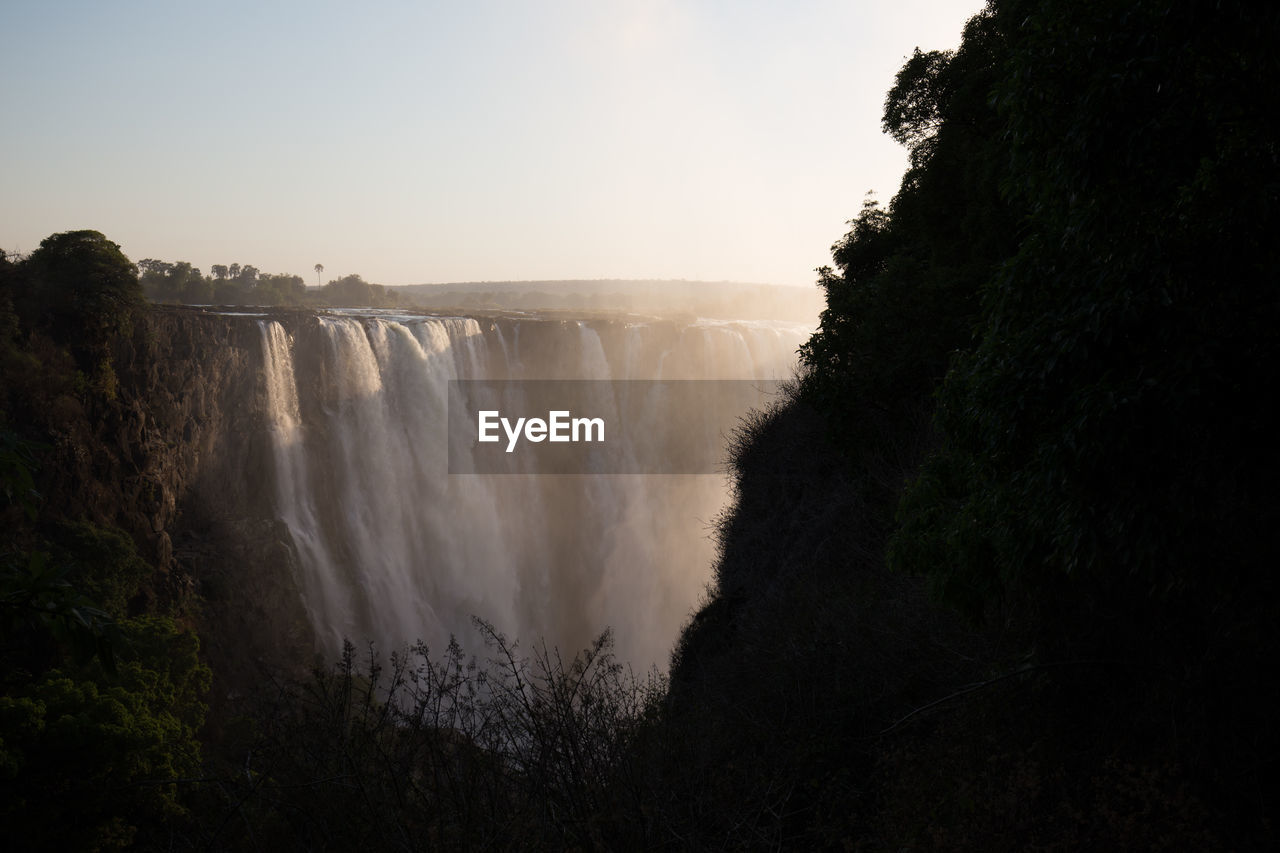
16;231;145;399
800;9;1020;519
784;0;1279;845
2;239;210;849
0;459;210;848
893;0;1280;644
804;0;1280;649
22;231;143;346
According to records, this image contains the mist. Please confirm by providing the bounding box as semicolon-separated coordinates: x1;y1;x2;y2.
396;278;825;323
257;305;810;671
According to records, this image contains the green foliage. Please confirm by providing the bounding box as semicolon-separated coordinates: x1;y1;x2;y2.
318;273;396;307
256;272;307;305
139;254;394;308
0;616;208;851
706;0;1280;845
0;428;44;518
798;0;1280;670
892;0;1280;651
1;392;210;848
0;433;122;674
0;250;20;344
50;520;153;619
800;8;1019;513
0;550;119;674
23;230;142;363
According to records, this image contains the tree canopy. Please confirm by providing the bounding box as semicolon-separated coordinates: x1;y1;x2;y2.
23;230;142;352
799;0;1280;648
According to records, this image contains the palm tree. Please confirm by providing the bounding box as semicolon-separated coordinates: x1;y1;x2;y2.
314;263;324;287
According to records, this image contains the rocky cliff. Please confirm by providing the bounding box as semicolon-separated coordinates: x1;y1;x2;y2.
65;304;807;710
89;306;317;715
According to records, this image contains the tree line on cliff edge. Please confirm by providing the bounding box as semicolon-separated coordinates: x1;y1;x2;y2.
135;253;399;308
136;255;401;308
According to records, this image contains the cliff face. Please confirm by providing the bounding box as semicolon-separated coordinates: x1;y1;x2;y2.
33;302;814;720
96;306;316;706
110;308;267;562
80;305;809;695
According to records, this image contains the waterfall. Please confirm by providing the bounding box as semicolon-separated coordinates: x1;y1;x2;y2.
258;321;349;646
257;310;810;669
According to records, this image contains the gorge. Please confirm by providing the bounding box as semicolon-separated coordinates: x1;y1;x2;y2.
169;306;809;673
8;1;1276;845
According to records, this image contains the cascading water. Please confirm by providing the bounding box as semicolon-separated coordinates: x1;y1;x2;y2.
257;309;810;670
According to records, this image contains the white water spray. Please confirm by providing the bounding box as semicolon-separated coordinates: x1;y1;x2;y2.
257;310;809;669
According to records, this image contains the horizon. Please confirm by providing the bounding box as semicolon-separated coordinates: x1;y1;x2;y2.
3;0;983;287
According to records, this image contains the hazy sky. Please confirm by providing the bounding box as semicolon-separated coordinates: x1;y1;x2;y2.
2;0;983;287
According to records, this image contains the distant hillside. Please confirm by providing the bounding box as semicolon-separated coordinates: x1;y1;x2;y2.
394;279;823;323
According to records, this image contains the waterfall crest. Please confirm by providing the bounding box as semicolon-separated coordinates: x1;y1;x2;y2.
257;310;809;669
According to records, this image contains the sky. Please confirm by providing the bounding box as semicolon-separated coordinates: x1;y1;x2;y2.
2;0;985;287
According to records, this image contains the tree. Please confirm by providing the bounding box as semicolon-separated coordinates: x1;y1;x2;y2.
892;0;1280;644
882;48;953;152
799;8;1015;483
320;273;377;306
0;251;19;344
0;616;209;850
314;263;324;287
136;259;172;279
257;273;306;305
23;231;142;364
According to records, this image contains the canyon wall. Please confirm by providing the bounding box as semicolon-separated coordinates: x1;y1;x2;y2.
107;306;806;682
